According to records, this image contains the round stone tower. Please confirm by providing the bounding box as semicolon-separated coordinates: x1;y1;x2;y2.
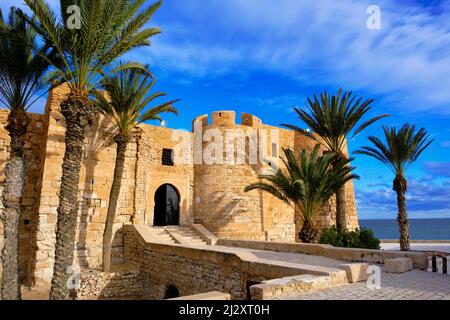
192;111;269;240
190;111;358;242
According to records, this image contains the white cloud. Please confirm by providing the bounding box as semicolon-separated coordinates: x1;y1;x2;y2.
356;176;450;219
140;0;450;114
4;0;450;114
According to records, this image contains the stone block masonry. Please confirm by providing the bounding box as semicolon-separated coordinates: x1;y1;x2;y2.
384;258;413;274
0;109;47;286
124;225;246;299
0;84;359;288
75;268;143;300
123;225;350;300
250;274;334;300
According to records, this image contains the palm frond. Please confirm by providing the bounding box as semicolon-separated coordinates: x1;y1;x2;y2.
24;0;162;95
282;89;389;155
355;123;433;176
245;144;358;223
0;7;52;112
92;66;179;138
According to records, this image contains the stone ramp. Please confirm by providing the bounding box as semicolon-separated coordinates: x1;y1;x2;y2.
130;225;358;299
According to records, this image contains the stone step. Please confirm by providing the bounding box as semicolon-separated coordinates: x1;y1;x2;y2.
165;227;208;246
250;274;337;300
140;225;208;246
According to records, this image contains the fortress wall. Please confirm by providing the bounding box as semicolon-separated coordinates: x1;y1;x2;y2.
0;93;359;287
192;111;358;242
0;109;47;286
260;124;296;242
193;111;266;240
139;125;194;226
26;84;194;285
293;132;359;233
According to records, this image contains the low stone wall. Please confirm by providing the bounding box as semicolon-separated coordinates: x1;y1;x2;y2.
124;225;246;299
170;291;231;300
218;239;429;270
123;225;349;300
250;274;334;300
75;268;143;300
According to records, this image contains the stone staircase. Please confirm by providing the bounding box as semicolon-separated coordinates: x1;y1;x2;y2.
144;226;177;244
143;225;208;246
165;226;208;246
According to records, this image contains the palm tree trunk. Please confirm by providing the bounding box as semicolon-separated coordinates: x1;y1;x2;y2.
102;135;127;272
394;175;410;251
0;110;29;300
299;219;319;243
335;185;346;232
49;95;93;300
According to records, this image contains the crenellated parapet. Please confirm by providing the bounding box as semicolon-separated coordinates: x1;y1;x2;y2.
212;111;235;127
192;111;264;130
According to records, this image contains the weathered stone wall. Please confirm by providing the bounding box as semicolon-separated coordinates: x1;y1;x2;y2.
261;124;296;242
138;125;194;226
193;112;359;242
29;84;195;285
75;268;143;300
0;87;359;287
193;112;266;240
124;225;246;299
293;132;359;237
123;225;350;300
0;109;47;286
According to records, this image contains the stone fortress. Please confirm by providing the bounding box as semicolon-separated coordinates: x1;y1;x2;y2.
0;84;359;292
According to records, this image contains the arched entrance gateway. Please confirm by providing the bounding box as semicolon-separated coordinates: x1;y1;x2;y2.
153;184;180;226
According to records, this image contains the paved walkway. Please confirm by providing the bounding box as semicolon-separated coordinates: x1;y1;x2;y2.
381;242;450;254
282;269;450;300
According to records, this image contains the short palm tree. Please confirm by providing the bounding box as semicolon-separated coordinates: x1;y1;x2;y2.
355;124;433;251
0;7;53;300
245;144;358;243
282;89;389;231
24;0;163;299
93;68;179;272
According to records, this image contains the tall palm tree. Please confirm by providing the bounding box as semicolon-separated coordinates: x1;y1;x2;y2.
93;68;179;272
245;144;358;243
355;124;433;251
282;89;389;231
0;7;53;300
24;0;162;299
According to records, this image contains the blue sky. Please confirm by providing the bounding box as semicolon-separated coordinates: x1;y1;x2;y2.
2;0;450;220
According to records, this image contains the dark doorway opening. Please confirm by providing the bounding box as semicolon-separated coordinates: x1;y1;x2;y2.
246;281;260;300
154;184;180;226
163;285;180;299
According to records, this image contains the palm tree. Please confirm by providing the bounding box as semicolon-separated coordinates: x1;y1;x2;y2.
0;7;53;300
24;0;162;299
355;124;433;251
245;144;358;243
93;68;179;272
282;89;389;231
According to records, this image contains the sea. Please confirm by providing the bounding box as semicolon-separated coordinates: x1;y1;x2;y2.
359;218;450;240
